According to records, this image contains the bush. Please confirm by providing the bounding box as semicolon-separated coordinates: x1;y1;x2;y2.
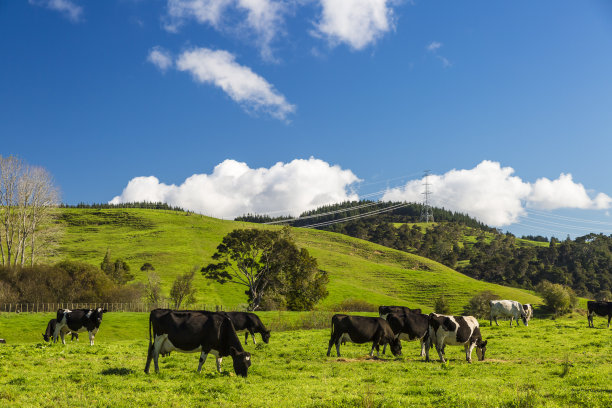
332;298;378;312
594;290;612;302
463;291;500;318
536;281;577;316
433;296;451;314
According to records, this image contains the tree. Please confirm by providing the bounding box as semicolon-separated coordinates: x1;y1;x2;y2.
202;228;328;311
169;269;197;309
463;291;500;319
433;295;451;314
100;249;134;285
0;155;60;266
140;262;155;272
143;271;164;307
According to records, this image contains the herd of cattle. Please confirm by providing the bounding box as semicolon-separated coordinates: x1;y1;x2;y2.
40;300;612;377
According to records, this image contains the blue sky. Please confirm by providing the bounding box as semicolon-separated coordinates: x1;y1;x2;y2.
2;0;612;239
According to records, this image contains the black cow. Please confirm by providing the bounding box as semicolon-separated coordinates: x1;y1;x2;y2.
144;309;252;377
54;308;107;345
383;312;430;356
587;301;612;328
378;306;422;319
42;318;78;343
223;312;271;345
426;313;487;363
327;314;402;357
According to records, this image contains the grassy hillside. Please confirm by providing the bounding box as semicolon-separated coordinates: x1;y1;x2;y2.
49;208;540;312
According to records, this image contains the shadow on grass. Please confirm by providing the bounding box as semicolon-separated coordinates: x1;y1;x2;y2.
101;367;134;376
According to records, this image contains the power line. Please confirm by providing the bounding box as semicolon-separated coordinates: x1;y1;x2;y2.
300;202;410;229
264;200;383;225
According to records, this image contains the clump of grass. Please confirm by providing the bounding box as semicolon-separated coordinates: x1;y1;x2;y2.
559;354;573;378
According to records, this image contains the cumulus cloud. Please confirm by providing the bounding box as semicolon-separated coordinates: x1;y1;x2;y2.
313;0;397;50
110;158;360;218
164;0;287;60
176;47;295;120
29;0;83;22
382;161;611;227
147;47;173;72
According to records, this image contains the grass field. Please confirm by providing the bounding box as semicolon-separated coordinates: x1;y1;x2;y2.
0;312;610;407
48;208;541;313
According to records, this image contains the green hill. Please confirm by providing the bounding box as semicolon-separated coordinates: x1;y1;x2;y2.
49;208;540;312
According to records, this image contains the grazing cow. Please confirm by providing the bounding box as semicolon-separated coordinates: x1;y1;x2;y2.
144;309;252;377
426;313;487;363
327;314;402;357
522;304;533;322
489;300;528;327
378;306;422;319
222;312;271;345
383;312;430;356
42;318;78;343
587;301;612;328
53;308;107;345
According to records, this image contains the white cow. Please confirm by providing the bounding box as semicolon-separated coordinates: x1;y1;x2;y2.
426;313;487;363
489;300;528;327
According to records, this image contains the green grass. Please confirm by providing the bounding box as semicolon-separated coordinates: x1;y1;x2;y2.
0;312;610;407
47;209;540;313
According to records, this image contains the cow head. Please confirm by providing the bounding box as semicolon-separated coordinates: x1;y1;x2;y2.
475;339;487;361
230;347;251;377
262;329;271;344
42;333;51;342
93;308;107;326
520;311;528;326
389;337;402;356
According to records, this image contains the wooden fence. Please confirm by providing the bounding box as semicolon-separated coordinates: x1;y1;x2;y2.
0;302;248;313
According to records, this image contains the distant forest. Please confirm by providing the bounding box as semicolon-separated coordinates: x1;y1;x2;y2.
237;201;611;297
60;202;188;212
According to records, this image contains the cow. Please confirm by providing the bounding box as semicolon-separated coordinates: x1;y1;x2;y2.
144;309;252;377
587;301;612;328
383;312;430;357
42;318;78;343
327;314;402;358
489;300;528;327
53;308;107;345
378;306;422;319
522;304;533;322
426;313;487;363
222;312;271;345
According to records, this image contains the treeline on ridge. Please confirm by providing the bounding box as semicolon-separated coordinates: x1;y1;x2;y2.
60;201;188;212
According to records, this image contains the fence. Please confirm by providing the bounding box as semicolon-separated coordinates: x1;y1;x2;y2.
0;302;249;313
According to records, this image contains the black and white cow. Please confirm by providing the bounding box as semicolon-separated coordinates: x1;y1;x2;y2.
489;300;528;327
378;305;422;319
42;318;78;343
587;301;612;328
53;308;107;345
144;309;252;377
426;313;487;363
383;312;430;356
222;312;271;345
327;314;402;357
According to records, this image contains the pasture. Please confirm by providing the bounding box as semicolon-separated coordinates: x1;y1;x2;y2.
0;312;610;407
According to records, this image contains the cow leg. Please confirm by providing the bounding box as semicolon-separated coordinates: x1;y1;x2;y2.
587;312;593;327
327;334;339;357
197;351;208;372
60;331;66;345
382;344;387;355
465;343;476;363
152;335;166;373
250;330;257;345
216;357;223;373
89;331;95;346
420;339;426;357
494;317;499;326
608;315;611;329
435;344;445;363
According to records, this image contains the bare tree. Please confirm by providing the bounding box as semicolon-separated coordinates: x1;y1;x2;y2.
169;268;197;309
0;155;60;266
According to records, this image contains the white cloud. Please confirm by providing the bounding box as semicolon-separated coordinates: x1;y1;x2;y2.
528;174;612;210
110;158;360;218
175;47;295;120
147;47;173;72
313;0;397;50
426;41;441;52
29;0;83;22
382;160;611;227
164;0;287;60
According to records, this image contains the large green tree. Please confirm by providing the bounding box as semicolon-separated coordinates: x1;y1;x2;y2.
202;228;327;311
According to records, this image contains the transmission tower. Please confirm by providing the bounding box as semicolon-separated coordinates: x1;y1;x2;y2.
419;170;434;223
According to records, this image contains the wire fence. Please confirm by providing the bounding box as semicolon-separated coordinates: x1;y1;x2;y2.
0;302;249;313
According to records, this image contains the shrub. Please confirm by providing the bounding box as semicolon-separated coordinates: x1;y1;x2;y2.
594;290;612;302
536;281;577;316
463;291;500;318
333;298;378;312
433;296;451;314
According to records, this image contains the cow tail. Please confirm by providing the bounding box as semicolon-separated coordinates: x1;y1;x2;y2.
148;313;153;347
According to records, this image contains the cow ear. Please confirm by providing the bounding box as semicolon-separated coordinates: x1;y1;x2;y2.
230;346;238;357
482;340;488;347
